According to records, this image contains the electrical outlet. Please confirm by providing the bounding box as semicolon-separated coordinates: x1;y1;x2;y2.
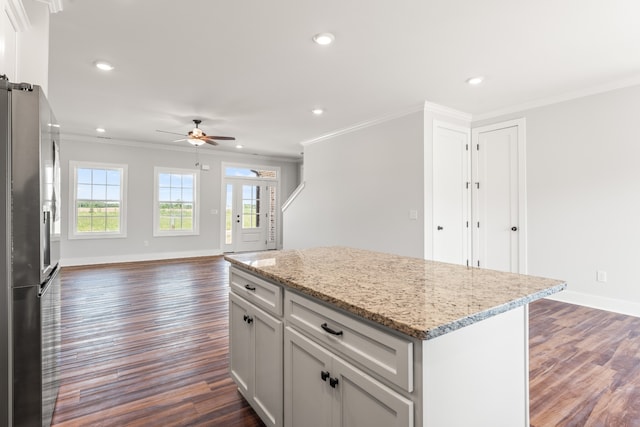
596;270;607;283
409;209;418;220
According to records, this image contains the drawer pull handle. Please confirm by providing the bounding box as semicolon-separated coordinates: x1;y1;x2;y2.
321;323;343;336
321;371;330;382
243;314;253;324
244;284;256;291
329;377;339;388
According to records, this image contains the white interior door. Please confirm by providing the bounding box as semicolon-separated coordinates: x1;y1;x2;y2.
472;120;526;273
225;180;271;253
432;121;471;265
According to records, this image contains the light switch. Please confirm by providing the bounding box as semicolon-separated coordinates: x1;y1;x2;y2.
201;164;210;171
210;209;218;215
409;210;418;220
596;270;607;282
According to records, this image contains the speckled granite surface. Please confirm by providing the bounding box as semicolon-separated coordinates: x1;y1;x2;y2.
224;247;566;340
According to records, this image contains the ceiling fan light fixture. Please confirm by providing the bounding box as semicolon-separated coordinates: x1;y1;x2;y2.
94;61;114;71
188;138;205;147
312;32;335;45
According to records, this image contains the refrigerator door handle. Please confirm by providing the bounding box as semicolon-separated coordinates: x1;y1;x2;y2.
42;209;51;271
39;266;59;298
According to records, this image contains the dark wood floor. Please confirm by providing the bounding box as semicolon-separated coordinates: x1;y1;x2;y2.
51;256;264;427
530;299;640;426
51;256;640;426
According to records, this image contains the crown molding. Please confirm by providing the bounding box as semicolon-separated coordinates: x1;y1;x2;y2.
60;132;301;163
474;75;640;122
424;101;472;122
300;103;424;147
5;0;30;32
34;0;63;13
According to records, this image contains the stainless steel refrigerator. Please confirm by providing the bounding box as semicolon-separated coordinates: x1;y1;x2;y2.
0;76;62;427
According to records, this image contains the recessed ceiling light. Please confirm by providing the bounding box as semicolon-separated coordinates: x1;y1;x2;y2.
96;127;106;133
94;61;114;71
311;108;324;115
312;33;335;45
466;76;484;85
236;144;244;149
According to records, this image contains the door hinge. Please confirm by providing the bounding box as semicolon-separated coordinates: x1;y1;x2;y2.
477;260;480;267
466;182;469;189
466;259;469;267
477;221;480;228
477;143;480;151
465;144;469;151
466;221;469;228
475;182;480;189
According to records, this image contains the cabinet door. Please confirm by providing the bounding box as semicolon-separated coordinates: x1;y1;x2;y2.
252;306;283;427
332;357;414;427
284;327;333;427
229;293;251;398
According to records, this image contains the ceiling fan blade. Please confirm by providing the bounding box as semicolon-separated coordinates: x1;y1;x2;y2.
208;136;236;141
156;129;186;136
204;139;219;146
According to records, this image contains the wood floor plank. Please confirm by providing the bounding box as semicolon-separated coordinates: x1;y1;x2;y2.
52;257;640;426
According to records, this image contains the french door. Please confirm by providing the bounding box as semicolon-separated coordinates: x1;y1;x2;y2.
431;119;526;273
224;179;277;253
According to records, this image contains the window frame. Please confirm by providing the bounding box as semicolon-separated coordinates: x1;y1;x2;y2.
69;161;128;240
153;166;200;237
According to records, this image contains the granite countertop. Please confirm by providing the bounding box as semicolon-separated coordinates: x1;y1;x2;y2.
224;247;566;340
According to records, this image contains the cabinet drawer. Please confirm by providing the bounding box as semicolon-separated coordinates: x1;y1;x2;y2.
230;267;282;317
285;291;413;392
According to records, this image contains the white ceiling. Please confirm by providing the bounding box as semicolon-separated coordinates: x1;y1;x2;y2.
48;0;640;159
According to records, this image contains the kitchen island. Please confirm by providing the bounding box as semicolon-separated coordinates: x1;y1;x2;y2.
225;247;566;427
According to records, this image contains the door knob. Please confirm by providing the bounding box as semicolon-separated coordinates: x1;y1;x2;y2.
437;226;443;230
511;226;518;231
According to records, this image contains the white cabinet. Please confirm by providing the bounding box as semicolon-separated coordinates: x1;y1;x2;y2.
229;291;283;427
284;326;413;427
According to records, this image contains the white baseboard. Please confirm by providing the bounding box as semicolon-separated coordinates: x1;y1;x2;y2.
545;290;640;318
61;248;224;267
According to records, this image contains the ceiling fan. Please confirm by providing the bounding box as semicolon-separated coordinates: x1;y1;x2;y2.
156;119;235;146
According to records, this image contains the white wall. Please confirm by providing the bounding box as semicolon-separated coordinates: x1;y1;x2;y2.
61;138;299;265
0;0;51;93
16;0;50;93
284;111;424;258
474;84;640;314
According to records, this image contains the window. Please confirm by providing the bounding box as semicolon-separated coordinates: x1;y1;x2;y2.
154;167;199;236
224;166;278;179
69;161;127;239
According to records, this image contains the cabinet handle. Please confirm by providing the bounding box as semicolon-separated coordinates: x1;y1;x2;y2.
329;377;339;388
243;314;253;324
244;284;256;291
321;371;330;382
320;323;343;336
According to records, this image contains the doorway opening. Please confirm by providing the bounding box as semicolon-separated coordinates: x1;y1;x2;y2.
222;164;279;253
